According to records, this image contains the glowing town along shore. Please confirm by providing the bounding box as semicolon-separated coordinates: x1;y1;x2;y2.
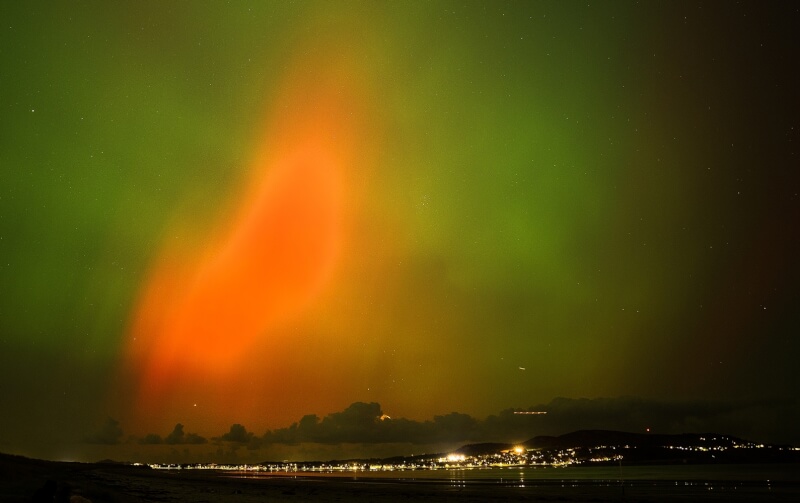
141;448;603;473
141;437;798;473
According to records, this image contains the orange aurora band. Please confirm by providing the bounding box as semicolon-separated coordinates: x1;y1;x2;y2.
121;53;370;431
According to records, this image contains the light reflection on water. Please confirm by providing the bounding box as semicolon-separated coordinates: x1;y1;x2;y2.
226;463;800;488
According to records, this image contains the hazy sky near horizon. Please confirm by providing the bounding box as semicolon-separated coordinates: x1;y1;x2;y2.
1;1;798;461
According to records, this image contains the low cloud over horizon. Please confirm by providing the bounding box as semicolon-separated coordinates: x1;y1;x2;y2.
139;423;207;446
97;396;800;453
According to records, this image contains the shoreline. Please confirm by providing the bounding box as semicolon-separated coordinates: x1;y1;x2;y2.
2;454;799;502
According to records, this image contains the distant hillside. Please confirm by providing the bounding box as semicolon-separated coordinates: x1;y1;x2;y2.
490;429;800;465
524;430;743;450
453;443;513;456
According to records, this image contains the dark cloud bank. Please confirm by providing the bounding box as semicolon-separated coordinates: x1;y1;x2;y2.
84;417;124;445
105;397;799;450
139;423;208;446
257;397;798;447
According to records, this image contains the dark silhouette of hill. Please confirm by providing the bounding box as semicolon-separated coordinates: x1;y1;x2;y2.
524;430;743;450
512;430;799;465
453;442;513;456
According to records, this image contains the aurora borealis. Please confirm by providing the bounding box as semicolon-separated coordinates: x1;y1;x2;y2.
1;1;798;462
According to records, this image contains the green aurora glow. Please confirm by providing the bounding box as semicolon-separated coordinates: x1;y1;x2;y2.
0;1;798;461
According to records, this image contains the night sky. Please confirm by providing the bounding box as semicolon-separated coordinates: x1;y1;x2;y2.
1;1;798;463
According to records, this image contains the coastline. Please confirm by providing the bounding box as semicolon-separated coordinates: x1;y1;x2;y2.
2;453;799;502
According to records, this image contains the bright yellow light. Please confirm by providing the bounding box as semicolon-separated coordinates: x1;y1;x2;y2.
514;446;524;454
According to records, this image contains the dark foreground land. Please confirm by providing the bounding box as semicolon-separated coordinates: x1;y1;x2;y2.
2;453;799;502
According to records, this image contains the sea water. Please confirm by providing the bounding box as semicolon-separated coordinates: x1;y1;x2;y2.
228;463;800;485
